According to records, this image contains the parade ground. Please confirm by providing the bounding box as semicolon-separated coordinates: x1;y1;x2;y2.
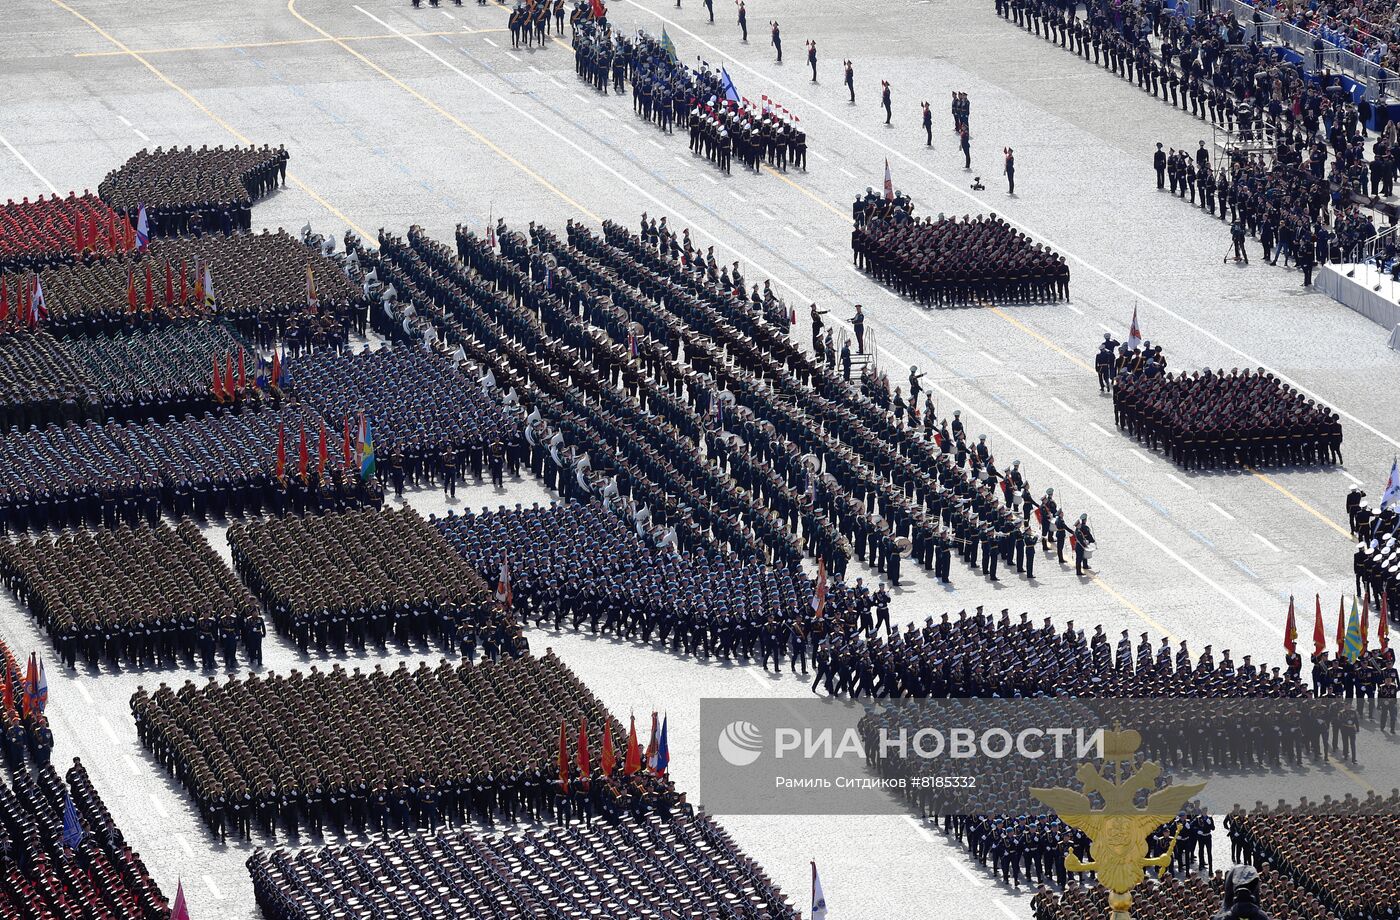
4;0;1400;916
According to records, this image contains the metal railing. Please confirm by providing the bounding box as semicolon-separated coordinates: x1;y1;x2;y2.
1208;0;1396;99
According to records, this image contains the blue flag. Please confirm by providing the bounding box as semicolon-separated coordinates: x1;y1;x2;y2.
721;66;740;104
62;793;84;849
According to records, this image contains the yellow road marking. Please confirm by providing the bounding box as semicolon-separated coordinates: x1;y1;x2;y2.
48;0;373;242
72;28;506;58
287;0;599;222
1247;468;1352;541
1090;573;1176;642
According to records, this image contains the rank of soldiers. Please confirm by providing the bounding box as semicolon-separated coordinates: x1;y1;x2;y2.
132;652;649;841
853;198;1071;306
0;230;360;341
0;403;369;535
1348;488;1400;619
248;812;799;920
1030;868;1336;920
0;324;255;432
98;144;288;239
0;191;124;273
0;519;264;671
1111;367;1344;470
286;344;520;482
227;506;522;658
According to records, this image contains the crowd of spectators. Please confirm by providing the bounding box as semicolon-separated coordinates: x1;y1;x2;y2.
97;145;287;238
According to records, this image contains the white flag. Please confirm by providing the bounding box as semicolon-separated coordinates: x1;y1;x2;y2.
882;159;893;201
1383;457;1400;509
1125;305;1142;351
811;862;828;920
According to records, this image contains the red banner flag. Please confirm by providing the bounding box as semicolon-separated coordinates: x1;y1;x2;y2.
1313;594;1326;657
557;721;570;793
237;350;246;391
317;423;328;475
1283;596;1297;656
297;424;309;479
1;662;12;717
624;714;641;775
143;264;154;313
224;353;236;399
600;721;616;777
212;354;224;401
0;277;8;325
1361;595;1371;655
127;269;138;314
275;424;286;480
178;262;188;305
164;261;174;307
343;416;354;467
1382;594;1391;652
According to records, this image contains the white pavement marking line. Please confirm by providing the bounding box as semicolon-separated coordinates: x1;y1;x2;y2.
572;92;586;103
816;244;835;257
747;668;771;689
123;755;141;777
847;265;861;275
698;173;718;184
943;328;967;343
784;224;803;237
203;876;224;900
1014;372;1039;388
1253;532;1282;553
946;855;985;887
529;64;541;72
99;717;119;743
148;793;169;819
1342;471;1365;486
482;36;497;46
1088;421;1111;436
116;114;132;126
442;9;455;17
1097;322;1117;335
596;107;615;120
1297;564;1328;586
904;815;935;842
1166;473;1194;491
673;154;691;168
506;51;521;61
1130;449;1154;464
809;149;829;162
729;190;746;202
131;127;151;142
1209;501;1236;520
364;5;1274;630
621;123;640;134
74;682;92;704
0;129;59;195
176;834;195;857
616;0;1400;455
838;166;858;178
549;77;564;88
995;904;1022;920
978;349;1003;365
1065;303;1084;315
647;138;664;149
1051;396;1075;412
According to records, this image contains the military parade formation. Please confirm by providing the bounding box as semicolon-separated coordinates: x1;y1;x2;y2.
3;0;1400;916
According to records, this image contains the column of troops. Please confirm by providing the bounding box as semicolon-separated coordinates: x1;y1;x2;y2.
227;506;524;659
1031;868;1337;920
0;324;255;431
97;144;288;239
1347;488;1400;622
1112;366;1344;470
853;198;1071;306
0;403;374;535
0;193;123;273
249;812;798;920
0;230;359;346
0;520;265;671
131;652;680;841
285;344;521;496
